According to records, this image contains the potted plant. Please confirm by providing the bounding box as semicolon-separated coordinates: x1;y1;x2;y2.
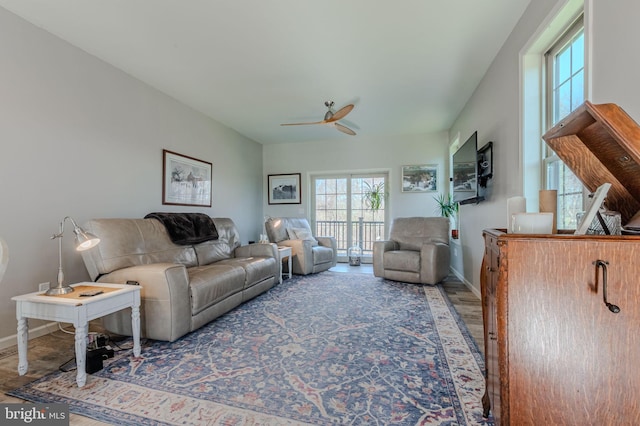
361;181;387;246
363;181;387;212
434;193;459;239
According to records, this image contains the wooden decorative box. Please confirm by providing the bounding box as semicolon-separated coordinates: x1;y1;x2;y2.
542;101;640;224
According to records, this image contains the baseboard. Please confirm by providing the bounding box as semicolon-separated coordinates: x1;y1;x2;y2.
449;267;481;299
0;321;60;351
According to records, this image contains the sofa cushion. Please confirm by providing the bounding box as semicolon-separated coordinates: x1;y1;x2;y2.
188;264;245;315
266;217;314;243
312;245;335;264
216;257;277;289
194;240;234;265
287;227;318;246
390;217;450;250
193;217;242;266
82;218;198;279
383;250;420;273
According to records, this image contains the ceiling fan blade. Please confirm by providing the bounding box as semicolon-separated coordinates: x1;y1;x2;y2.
334;122;356;136
326;104;354;122
280;120;325;126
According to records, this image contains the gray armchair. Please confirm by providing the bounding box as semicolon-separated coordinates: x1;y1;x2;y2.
373;217;450;285
265;217;337;275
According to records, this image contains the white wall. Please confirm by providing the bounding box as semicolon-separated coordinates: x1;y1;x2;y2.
263;131;451;231
451;0;640;295
0;8;264;344
589;0;640;114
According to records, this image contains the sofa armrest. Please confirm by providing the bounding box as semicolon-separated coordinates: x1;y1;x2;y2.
277;239;314;274
420;242;450;284
97;263;191;342
316;236;337;267
373;240;398;253
316;236;336;250
373;240;398;277
235;242;278;259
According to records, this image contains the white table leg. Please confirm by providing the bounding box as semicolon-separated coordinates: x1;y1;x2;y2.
131;304;141;357
74;322;88;387
287;256;292;279
16;316;28;376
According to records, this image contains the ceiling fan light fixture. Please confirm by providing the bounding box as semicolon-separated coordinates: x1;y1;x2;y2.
281;101;356;136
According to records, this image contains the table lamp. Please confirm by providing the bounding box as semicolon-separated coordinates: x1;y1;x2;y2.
46;216;100;296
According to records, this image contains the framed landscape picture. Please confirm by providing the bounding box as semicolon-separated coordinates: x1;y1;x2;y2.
162;149;212;207
268;173;301;204
402;164;438;192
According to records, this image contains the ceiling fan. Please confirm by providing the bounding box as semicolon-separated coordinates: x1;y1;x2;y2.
281;101;356;136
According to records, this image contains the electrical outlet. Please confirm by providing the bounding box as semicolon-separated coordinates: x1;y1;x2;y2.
39;282;50;292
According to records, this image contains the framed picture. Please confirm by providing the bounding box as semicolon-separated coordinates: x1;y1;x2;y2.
268;173;301;204
162;149;212;207
575;182;612;235
402;164;438;192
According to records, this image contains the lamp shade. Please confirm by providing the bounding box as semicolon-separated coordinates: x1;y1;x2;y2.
46;217;100;296
74;227;100;251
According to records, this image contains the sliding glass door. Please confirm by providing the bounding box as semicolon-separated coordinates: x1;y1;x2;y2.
311;173;388;263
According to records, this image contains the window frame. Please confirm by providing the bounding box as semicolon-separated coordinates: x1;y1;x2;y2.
543;14;586;230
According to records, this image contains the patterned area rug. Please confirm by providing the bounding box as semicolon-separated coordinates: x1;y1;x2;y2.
9;272;491;425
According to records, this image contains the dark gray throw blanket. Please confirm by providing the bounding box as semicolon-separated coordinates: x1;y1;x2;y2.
144;212;218;245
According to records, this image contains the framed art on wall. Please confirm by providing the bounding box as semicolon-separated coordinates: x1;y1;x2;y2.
268;173;301;204
574;182;612;235
401;164;438;192
162;149;212;207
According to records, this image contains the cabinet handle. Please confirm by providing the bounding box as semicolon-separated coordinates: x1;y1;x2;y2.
593;260;621;313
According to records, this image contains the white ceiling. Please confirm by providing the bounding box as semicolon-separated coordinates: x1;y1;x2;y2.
1;0;530;144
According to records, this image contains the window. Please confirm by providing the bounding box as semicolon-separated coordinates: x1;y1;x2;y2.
311;173;388;262
544;15;585;229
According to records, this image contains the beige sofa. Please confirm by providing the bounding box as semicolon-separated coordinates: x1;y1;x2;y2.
373;217;450;285
81;217;279;342
265;217;337;275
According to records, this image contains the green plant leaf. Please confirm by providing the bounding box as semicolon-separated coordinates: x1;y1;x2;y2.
364;181;387;212
433;193;458;218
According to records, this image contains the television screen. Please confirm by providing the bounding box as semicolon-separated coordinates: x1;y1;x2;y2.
452;131;482;204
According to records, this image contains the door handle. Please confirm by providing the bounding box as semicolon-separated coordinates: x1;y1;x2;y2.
593;260;621;313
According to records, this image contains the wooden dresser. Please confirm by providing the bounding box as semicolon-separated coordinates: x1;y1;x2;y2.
481;230;640;425
481;102;640;424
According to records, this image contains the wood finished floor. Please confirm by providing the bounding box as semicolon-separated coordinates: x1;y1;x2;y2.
0;265;484;426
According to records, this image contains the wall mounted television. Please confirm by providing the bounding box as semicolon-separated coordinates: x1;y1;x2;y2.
452;131;484;205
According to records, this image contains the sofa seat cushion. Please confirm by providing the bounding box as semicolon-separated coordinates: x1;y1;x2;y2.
188;264;245;315
312;246;335;264
216;257;277;289
383;250;420;273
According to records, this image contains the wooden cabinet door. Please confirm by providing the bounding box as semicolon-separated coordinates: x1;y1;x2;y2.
501;239;640;425
482;233;500;423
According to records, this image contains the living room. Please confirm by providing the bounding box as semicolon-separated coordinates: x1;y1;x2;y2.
1;0;639;422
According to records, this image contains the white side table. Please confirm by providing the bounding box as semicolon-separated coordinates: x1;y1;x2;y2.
12;282;141;387
277;246;292;283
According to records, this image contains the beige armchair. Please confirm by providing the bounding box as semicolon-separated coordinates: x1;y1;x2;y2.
265;217;337;275
373;217;450;285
